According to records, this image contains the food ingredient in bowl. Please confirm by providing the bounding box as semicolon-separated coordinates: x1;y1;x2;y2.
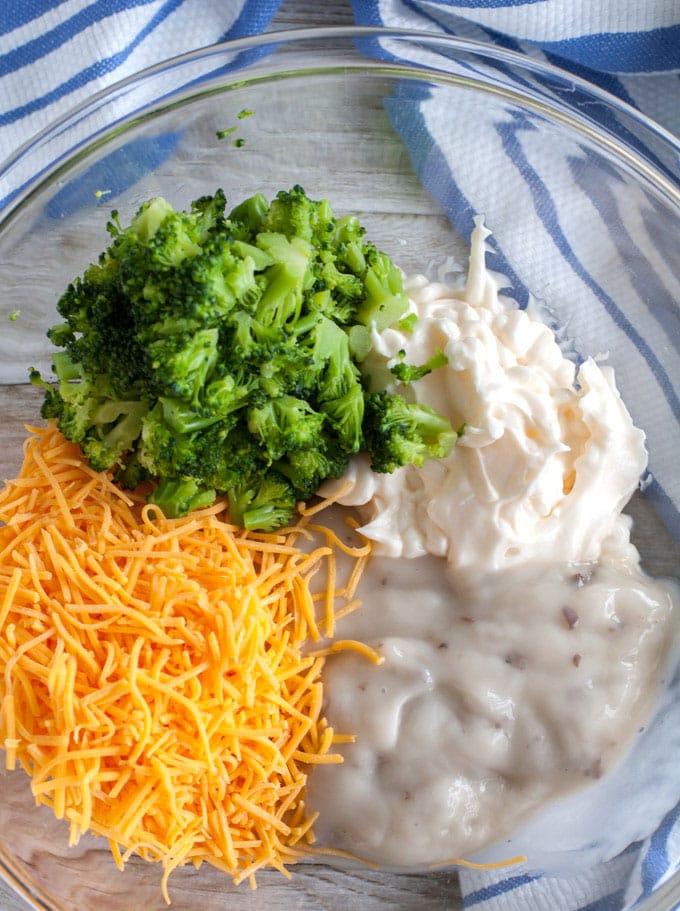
308;219;679;867
331;218;646;574
0;423;371;897
31;187;454;530
3;191;677;890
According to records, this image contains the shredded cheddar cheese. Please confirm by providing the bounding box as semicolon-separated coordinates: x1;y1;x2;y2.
0;423;371;900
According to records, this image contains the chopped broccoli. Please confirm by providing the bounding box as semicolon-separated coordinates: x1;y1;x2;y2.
247;395;326;462
34;186;456;528
363;391;457;473
227;475;297;532
146;329;219;402
228;193;268;234
319;383;365;454
114;452;148;490
276;445;349;500
148;477;216;519
263;184;327;242
307;314;360;400
38;353;149;471
253;233;311;328
397;312;418;334
390;348;449;384
355;247;410;331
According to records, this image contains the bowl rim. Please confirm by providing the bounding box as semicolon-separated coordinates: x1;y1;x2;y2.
1;25;680;221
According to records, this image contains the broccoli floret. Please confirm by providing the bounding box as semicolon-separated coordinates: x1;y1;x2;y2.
53;275;146;398
203;372;254;421
319;383;365;453
307;287;358;326
79;403;148;471
36;185;456;529
137;401;227;479
139;409;263;506
313;215;367;314
263;184;329;242
307;314;360;401
145;329;218;402
277;446;350;500
114;452;148;490
390;348;449;384
228;192;269;235
36;354;148;471
254;233;312;328
227;475;298;532
247;395;326;462
257;344;319;399
115;192;224;261
363;391;456;473
147;477;216;519
355;246;409;331
397;312;418;333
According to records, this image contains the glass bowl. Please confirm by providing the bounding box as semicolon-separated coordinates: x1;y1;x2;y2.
1;26;680;911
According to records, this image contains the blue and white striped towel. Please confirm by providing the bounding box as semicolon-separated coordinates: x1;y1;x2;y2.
0;0;282;169
3;3;680;911
352;0;680;138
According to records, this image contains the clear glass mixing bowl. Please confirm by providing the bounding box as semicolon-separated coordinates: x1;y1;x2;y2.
0;27;679;911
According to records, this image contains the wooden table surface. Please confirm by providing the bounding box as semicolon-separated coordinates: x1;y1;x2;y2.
0;5;461;911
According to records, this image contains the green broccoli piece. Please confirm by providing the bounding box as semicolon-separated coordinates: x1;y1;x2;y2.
390;348;449;384
79;403;148;472
254;233;312;328
276;446;349;500
397;312;418;333
306;315;361;400
147;477;216;519
36;185;456;529
52;274;146;398
303;314;364;450
247;395;326;462
319;383;365;454
228;192;268;235
114;452;148;490
227;475;298;532
137;402;228;480
355;246;409;331
145;329;218;402
263;184;330;242
363;391;456;473
120;220;259;332
37;351;148;471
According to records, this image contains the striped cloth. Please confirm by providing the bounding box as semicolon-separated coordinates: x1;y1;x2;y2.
0;0;285;213
0;0;282;177
353;3;680;911
3;3;680;911
352;0;680;137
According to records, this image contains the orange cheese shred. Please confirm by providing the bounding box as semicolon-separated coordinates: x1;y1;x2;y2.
0;423;371;901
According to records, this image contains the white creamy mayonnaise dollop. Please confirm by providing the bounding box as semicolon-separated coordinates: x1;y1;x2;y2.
308;220;678;868
330;219;646;575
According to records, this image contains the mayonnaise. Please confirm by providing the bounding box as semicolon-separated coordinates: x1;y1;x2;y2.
308;220;678;868
327;219;646;577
